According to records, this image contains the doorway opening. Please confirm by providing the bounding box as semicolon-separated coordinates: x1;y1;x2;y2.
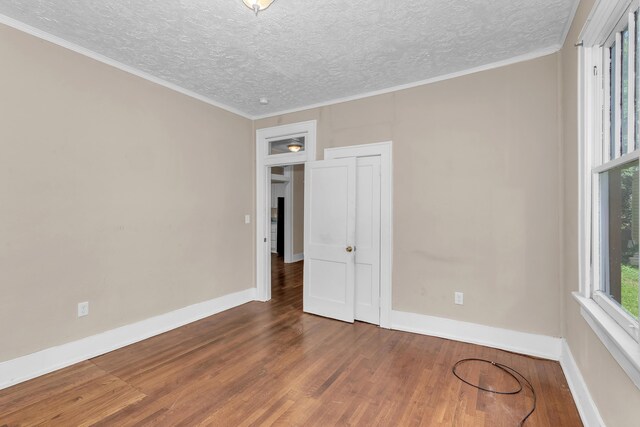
256;121;392;328
270;164;305;305
256;121;317;303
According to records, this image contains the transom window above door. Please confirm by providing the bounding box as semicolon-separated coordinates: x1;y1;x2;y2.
255;120;317;303
268;136;306;155
258;121;316;166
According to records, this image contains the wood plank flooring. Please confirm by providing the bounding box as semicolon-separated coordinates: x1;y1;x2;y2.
0;255;582;426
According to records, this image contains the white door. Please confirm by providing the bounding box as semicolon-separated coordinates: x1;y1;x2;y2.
354;156;381;324
303;158;357;322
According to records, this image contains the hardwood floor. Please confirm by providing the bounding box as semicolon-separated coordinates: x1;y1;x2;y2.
0;255;582;426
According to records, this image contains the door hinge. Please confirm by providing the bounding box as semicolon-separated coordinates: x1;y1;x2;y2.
264;237;267;243
593;65;598;76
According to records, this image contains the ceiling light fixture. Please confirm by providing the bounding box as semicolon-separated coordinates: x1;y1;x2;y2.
287;139;303;152
242;0;275;15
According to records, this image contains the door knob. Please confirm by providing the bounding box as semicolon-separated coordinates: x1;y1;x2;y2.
346;246;354;252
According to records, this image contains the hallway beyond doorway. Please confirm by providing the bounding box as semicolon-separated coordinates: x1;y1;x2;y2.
271;254;302;308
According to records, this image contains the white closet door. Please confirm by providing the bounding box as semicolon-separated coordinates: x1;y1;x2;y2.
354;156;381;324
303;158;356;322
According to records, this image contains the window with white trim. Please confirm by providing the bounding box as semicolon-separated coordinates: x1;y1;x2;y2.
579;0;640;388
594;5;640;339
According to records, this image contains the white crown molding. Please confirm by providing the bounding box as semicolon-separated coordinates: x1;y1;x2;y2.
1;11;565;122
0;287;257;390
560;0;582;47
252;45;562;120
0;14;252;120
560;340;606;427
391;309;563;360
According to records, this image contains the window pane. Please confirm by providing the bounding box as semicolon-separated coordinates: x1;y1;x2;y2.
611;43;617;159
636;12;639;147
268;137;305;155
622;29;629;154
600;160;639;318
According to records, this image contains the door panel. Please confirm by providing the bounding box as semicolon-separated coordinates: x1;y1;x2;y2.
308;260;348;303
354;156;381;324
303;158;356;322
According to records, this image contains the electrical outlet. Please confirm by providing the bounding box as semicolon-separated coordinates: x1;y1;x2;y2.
78;301;89;317
454;292;464;305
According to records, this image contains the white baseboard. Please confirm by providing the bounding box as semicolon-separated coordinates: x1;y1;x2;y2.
560;340;606;427
0;287;256;390
391;310;562;360
0;297;605;427
391;310;606;425
288;253;304;263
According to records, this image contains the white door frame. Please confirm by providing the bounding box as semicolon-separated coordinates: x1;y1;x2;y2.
270;168;295;263
325;141;393;329
256;121;317;302
283;166;295;263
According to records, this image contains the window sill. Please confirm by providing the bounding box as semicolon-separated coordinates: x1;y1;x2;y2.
573;292;640;389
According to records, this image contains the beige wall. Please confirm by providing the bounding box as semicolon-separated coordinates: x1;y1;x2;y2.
560;1;640;425
0;23;254;362
292;165;304;255
256;54;562;337
6;7;639;424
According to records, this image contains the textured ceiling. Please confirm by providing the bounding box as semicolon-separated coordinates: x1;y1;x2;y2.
0;0;577;118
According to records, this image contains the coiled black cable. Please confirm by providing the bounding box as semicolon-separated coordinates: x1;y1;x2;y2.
452;358;536;426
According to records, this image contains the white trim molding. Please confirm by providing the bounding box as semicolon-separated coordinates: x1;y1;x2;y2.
1;12;572;122
574;292;640;389
0;14;252;120
0;287;256;390
576;0;640;392
256;121;317;302
252;46;561;120
391;310;562;360
284;166;294;264
392;308;604;426
559;0;583;47
1;12;569;122
290;252;304;263
578;0;637;46
560;340;606;427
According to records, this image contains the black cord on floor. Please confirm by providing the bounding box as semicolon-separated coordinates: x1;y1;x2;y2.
452;358;536;426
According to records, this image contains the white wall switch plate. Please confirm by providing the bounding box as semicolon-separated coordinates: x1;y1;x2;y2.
454;292;464;305
78;301;89;317
244;214;251;224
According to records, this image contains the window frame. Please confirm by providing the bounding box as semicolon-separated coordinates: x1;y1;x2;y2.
577;0;640;390
591;1;640;342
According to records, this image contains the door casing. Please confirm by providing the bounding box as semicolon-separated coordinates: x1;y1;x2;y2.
255;121;317;302
255;122;392;328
